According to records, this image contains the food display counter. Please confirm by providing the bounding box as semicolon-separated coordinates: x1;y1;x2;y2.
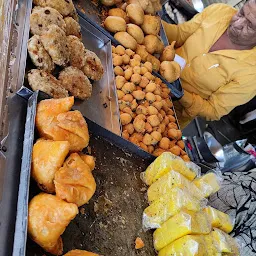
0;0;245;256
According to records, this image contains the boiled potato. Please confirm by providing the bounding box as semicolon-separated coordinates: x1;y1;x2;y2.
126;4;144;25
136;45;149;62
127;24;144;44
114;32;138;51
109;8;129;23
141;15;160;35
146;54;160;71
160;61;181;83
104;16;126;33
160;41;176;62
143;35;158;54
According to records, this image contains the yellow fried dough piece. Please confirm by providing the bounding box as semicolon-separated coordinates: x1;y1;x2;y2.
54;153;96;207
28;193;78;255
32;139;70;193
36;97;89;151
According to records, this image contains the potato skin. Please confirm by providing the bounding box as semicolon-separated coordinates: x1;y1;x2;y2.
126;4;144;25
108;8;129;23
104;16;126;33
141;15;160;35
127;24;144;44
114;32;137;51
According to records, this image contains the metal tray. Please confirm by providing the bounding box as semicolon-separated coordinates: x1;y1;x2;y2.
15;0;121;136
12;90;156;256
74;1;184;100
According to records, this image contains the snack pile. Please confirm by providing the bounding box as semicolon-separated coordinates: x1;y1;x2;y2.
28;97;99;255
112;44;188;159
103;1;181;82
141;152;240;256
27;0;104;99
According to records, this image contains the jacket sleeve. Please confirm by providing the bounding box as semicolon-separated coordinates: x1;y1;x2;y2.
162;12;203;47
162;4;222;47
179;74;256;121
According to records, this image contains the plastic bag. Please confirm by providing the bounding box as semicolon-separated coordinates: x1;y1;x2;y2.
141;152;200;186
143;187;207;230
153;210;211;251
193;172;222;198
147;170;205;204
158;235;205;256
203;206;234;233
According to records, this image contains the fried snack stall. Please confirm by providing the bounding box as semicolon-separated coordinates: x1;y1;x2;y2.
0;0;243;256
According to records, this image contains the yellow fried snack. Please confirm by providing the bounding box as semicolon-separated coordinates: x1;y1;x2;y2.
204;206;234;233
153;210;211;251
32;139;70;193
147;170;205;204
141;152;199;185
193;173;221;198
36;97;89;152
79;153;96;171
28;193;78;255
54;153;96;207
158;235;207;256
143;187;204;229
64;249;99;256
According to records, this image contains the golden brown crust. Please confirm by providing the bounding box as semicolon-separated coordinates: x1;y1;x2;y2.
59;66;92;100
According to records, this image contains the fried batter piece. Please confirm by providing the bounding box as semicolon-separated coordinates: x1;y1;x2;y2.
32;139;70;193
64;17;81;38
59;67;92;100
54;153;96;207
28;69;68;98
67;35;86;69
79;153;96;171
30;6;66;36
28;193;78;255
28;35;55;72
64;249;99;256
33;0;75;16
82;49;104;81
41;24;69;66
36;97;90;151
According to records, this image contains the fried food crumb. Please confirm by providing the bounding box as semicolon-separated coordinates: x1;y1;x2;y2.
135;237;144;249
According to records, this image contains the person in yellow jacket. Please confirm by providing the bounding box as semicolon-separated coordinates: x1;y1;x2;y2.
163;1;256;129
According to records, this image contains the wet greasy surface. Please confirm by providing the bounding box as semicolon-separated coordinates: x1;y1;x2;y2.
26;135;155;256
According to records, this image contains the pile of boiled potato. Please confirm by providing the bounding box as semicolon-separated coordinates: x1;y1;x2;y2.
104;1;181;83
112;44;189;160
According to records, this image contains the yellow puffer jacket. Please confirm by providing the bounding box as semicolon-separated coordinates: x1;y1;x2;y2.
163;3;256;128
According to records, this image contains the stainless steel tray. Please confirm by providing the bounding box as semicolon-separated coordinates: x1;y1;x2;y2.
12;90;155;256
13;0;121;136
